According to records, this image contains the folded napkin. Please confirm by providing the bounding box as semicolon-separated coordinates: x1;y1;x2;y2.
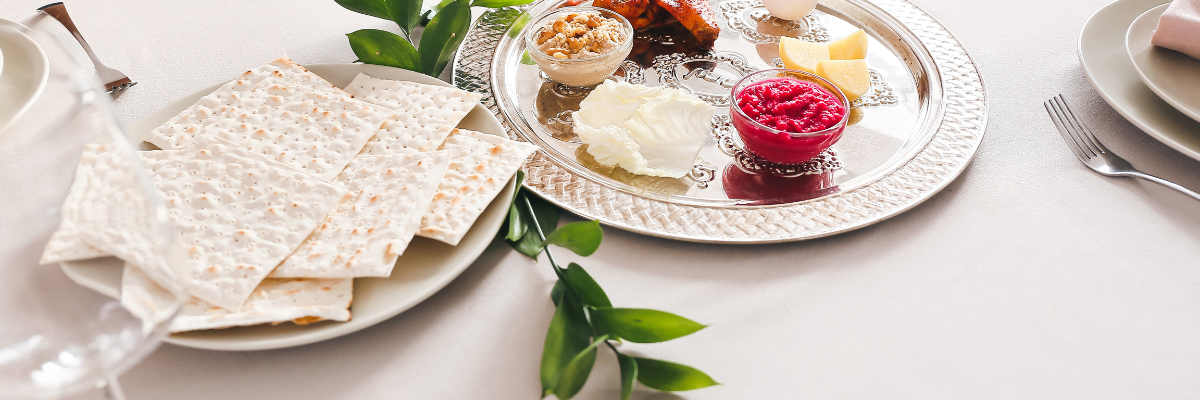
1152;0;1200;60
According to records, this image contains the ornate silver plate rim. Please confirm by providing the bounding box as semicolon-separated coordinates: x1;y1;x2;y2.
454;0;989;244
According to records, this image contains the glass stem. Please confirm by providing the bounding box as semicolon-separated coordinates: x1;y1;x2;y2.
103;375;127;400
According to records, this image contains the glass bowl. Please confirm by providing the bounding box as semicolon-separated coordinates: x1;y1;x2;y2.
729;69;850;165
523;6;634;88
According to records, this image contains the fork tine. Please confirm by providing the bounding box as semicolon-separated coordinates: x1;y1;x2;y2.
1088;133;1112;154
1070;113;1113;154
1045;102;1088;161
1049;96;1090;156
1045;99;1091;161
1046;99;1094;162
1046;96;1094;159
1053;96;1100;157
1054;95;1110;154
106;80;136;93
104;77;134;93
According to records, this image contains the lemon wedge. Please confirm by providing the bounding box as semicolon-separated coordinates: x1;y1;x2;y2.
779;36;829;73
815;59;871;101
827;29;868;60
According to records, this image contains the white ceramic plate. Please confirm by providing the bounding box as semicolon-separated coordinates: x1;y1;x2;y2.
1127;4;1200;122
0;18;49;132
61;63;512;351
1080;0;1200;162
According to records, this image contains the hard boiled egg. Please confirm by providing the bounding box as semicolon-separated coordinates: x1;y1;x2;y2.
762;0;818;21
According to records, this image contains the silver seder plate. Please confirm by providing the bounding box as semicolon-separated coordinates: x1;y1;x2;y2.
453;0;987;243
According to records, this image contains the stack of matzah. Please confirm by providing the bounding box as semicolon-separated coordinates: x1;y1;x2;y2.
41;56;538;332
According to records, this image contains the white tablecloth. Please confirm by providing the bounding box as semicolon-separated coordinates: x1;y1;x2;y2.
3;0;1199;398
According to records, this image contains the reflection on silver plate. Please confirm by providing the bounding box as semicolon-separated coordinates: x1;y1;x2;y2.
453;0;987;243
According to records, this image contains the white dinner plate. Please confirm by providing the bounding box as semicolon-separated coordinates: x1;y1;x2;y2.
1127;4;1200;122
1080;0;1200;161
0;18;49;132
61;63;513;351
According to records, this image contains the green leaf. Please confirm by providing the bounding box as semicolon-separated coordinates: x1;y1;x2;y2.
511;228;544;260
505;171;528;241
504;207;526;241
550;280;566;306
526;193;559;237
505;191;559;259
565;263;611;308
385;0;423;35
472;0;536;7
506;10;532;38
418;0;471;76
590;308;705;343
347;29;420;71
431;0;456;12
335;0;391;19
543;220;603;256
540;292;591;394
617;353;638;400
552;335;608;399
418;9;432;26
521;50;537;65
633;357;719;392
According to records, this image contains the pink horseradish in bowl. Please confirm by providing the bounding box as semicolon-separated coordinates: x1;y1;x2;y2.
730;69;850;165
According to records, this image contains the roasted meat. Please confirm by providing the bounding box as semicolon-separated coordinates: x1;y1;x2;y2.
594;0;721;46
653;0;720;46
593;0;655;29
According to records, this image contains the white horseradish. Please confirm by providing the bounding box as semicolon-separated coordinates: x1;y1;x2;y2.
572;81;715;178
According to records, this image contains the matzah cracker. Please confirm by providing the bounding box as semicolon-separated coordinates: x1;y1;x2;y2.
40;145;191;311
147;55;344;150
40;144;112;264
149;79;391;180
170;278;352;332
448;128;517;146
42;144;184;294
418;129;539;245
138;136;349;311
121;262;182;334
344;73;480;118
270;151;451;278
357;113;456;154
345;73;480;154
241;55;346;95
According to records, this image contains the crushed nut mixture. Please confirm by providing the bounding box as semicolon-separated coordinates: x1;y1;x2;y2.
535;12;626;59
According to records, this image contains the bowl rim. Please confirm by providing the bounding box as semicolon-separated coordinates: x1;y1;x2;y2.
730;68;852;139
523;5;635;63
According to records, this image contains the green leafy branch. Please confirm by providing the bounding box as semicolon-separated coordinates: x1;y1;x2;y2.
335;0;535;77
502;172;718;399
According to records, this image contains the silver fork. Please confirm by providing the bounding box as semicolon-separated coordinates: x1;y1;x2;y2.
37;2;136;93
1044;94;1200;201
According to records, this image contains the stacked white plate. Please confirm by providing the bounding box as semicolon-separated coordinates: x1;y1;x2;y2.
1080;0;1200;161
0;17;49;132
1126;4;1200;123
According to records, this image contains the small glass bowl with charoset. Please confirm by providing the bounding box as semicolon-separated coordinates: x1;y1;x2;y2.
730;69;851;165
524;6;634;88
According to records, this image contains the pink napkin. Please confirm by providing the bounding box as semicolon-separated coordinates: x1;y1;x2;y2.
1152;0;1200;60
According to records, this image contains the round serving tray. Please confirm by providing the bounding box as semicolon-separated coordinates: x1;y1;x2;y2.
453;0;987;243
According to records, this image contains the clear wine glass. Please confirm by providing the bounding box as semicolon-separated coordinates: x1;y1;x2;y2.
0;15;186;400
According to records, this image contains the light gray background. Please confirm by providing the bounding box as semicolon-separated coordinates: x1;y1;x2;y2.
2;0;1198;398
